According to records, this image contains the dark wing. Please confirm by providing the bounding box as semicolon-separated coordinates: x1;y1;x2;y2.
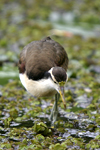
18;37;68;80
18;47;27;74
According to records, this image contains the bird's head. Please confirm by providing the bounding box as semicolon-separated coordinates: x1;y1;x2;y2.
49;67;68;109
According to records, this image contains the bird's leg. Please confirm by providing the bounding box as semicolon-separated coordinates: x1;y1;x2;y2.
50;93;60;125
38;97;42;106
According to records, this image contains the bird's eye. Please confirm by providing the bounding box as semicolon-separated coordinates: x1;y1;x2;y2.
54;80;57;84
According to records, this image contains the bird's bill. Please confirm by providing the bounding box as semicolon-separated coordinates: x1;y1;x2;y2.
59;86;66;109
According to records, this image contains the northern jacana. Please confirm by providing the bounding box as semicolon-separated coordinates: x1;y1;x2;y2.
18;37;68;124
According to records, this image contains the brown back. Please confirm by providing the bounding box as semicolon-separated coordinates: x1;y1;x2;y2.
18;37;68;80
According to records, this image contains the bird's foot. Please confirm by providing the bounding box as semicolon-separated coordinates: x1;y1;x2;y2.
50;93;59;126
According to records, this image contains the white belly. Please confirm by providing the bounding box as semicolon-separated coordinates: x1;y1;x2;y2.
19;73;57;97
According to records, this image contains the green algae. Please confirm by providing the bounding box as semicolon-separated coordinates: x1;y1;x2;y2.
33;122;52;136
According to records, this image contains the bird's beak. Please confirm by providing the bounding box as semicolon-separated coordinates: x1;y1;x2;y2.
59;86;66;109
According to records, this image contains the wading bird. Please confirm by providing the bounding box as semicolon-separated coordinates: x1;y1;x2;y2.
18;37;68;124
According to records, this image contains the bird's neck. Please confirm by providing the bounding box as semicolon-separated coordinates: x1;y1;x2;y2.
19;73;57;97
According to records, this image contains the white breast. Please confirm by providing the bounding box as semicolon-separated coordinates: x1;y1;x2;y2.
19;73;58;97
